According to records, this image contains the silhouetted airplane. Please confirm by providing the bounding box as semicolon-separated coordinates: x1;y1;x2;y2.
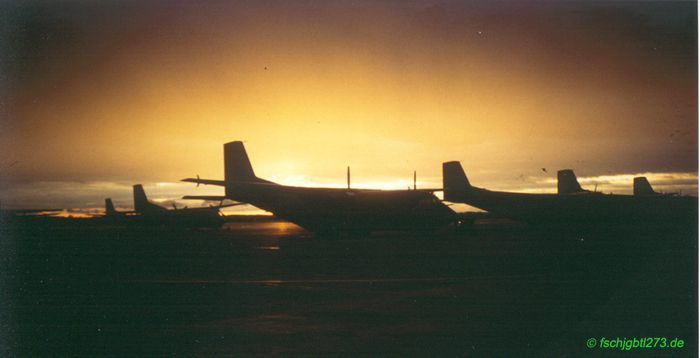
632;176;683;197
182;141;455;234
104;185;240;226
104;198;128;217
443;161;696;224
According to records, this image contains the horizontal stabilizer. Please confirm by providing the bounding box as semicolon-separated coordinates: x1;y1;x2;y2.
181;178;226;186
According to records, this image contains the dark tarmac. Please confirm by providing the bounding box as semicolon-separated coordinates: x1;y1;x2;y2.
1;216;697;356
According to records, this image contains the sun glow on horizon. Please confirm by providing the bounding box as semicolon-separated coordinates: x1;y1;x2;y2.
1;1;696;209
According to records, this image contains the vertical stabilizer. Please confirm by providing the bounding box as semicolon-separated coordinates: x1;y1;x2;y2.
558;169;584;195
224;141;257;184
442;161;472;202
134;184;168;214
634;177;657;196
133;184;149;213
133;184;166;213
105;198;117;216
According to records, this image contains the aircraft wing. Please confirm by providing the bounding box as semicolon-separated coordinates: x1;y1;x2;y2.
181;196;247;207
181;178;226;186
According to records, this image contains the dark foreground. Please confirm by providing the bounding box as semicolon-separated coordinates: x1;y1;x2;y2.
1;216;697;356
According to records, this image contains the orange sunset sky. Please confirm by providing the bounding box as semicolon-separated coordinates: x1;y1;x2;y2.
0;1;697;210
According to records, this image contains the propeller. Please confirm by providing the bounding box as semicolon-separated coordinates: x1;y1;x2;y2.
413;170;417;190
196;174;200;187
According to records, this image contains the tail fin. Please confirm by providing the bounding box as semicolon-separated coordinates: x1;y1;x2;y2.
105;198;117;216
633;177;657;196
224;141;258;183
134;184;168;214
443;161;472;202
557;169;584;195
133;184;150;213
132;184;167;213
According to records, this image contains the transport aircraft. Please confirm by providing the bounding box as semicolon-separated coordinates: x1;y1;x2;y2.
104;184;239;226
181;141;456;234
632;176;683;197
442;161;696;224
104;198;128;218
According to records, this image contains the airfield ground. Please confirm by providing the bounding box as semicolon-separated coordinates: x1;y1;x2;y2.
1;216;696;355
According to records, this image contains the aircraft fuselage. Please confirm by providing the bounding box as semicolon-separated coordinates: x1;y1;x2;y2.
227;182;456;233
451;186;697;224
